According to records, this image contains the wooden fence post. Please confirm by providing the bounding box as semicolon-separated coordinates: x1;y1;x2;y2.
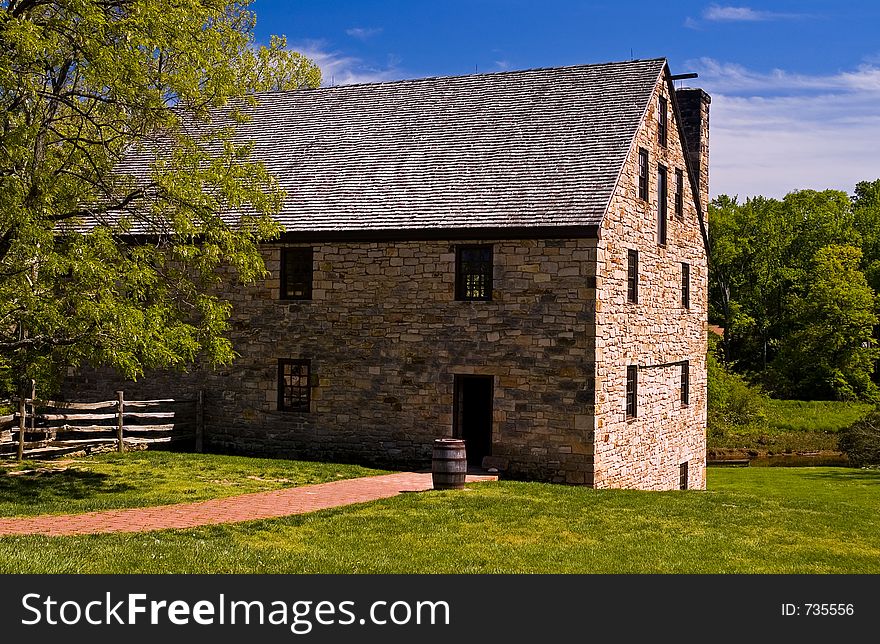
195;390;204;453
117;390;125;453
29;379;35;435
17;397;25;461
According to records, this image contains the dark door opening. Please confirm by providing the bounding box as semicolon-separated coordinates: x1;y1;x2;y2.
454;375;493;467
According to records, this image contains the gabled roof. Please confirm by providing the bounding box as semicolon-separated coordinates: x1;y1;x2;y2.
126;58;668;235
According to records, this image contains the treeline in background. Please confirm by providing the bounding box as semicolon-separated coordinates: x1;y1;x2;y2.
707;178;880;464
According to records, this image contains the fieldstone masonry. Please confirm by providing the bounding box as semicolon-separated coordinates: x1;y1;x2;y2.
64;60;709;490
70;239;599;484
593;78;708;489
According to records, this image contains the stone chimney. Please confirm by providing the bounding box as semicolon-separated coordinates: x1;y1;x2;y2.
674;88;711;209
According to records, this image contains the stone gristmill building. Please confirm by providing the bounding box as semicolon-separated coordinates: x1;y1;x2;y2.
66;58;711;490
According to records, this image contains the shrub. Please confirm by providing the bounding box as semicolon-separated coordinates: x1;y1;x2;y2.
838;410;880;467
707;335;768;435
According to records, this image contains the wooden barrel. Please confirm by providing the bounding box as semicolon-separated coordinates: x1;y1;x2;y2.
432;438;467;490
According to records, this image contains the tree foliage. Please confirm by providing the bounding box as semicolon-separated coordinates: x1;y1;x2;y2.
709;183;880;401
0;0;320;394
770;245;878;400
707;333;767;437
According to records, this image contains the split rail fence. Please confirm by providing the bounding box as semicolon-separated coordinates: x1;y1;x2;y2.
0;391;204;460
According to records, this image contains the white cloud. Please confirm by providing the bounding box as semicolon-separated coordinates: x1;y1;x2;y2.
292;40;403;86
692;58;880;93
686;59;880;199
704;5;775;21
345;27;383;40
686;5;811;29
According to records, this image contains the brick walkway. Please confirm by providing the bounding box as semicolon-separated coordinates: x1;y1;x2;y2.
0;472;496;537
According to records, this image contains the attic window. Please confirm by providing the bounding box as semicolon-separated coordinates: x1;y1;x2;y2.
456;245;493;301
675;168;684;218
638;148;649;200
281;247;313;300
659;96;668;147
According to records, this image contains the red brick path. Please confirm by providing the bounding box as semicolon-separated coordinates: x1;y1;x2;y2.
0;472;496;537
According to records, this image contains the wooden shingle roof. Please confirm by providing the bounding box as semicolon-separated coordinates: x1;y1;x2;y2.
125;58;667;235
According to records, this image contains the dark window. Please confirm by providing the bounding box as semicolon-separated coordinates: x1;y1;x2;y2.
659;96;668;147
456;245;493;301
682;263;690;309
657;164;668;245
281;248;313;300
681;360;690;406
627;249;638;303
679;461;689;490
638;148;649;200
278;359;311;412
675;168;684;218
626;365;638;418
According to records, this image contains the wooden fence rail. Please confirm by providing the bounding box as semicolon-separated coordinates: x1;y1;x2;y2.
0;390;204;460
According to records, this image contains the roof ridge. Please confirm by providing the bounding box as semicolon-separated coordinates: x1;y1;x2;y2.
248;57;668;97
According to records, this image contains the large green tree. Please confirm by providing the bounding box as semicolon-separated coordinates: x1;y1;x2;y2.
708;189;861;375
770;245;878;401
0;0;319;394
852;179;880;293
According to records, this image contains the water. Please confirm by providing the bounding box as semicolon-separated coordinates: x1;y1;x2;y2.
748;453;849;467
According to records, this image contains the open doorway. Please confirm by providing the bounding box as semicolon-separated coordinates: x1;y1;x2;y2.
453;375;493;467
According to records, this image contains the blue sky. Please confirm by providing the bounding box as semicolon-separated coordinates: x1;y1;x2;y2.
251;1;880;200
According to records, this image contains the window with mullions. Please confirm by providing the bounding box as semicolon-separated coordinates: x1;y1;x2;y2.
659;96;668;147
682;263;690;309
627;249;638;303
456;245;493;301
638;148;649;200
281;247;313;300
278;359;311;412
679;461;689;490
681;360;690;406
675;168;684;218
626;365;638;418
657;164;668;245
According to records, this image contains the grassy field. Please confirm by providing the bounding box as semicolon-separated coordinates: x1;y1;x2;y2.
708;399;874;453
1;466;878;573
0;451;385;517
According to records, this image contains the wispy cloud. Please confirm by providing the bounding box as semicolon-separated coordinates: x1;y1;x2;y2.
345;26;383;40
692;58;880;94
686;4;811;29
292;40;404;86
686;58;880;198
704;5;778;21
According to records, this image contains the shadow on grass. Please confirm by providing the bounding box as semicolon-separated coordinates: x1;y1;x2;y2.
0;468;135;505
795;468;880;485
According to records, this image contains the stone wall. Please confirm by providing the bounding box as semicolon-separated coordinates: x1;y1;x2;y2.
592;75;709;490
67;238;598;483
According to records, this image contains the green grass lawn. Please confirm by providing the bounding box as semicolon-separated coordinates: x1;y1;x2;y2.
1;466;877;573
0;450;386;517
708;399;874;453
